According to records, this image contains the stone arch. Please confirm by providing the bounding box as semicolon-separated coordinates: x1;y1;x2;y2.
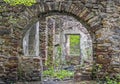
39;11;92;35
19;1;102;33
40;11;94;63
17;1;103;63
1;0;120;81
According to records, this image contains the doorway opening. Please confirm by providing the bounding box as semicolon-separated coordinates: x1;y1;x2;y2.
45;15;93;67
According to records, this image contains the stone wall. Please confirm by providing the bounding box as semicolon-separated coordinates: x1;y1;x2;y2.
0;0;120;82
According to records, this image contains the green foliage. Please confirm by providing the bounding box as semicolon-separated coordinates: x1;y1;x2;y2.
4;0;36;6
96;76;119;84
105;76;118;84
92;64;103;80
69;35;80;55
8;16;18;24
54;45;61;67
43;67;54;77
116;74;120;81
92;64;120;84
70;35;80;47
43;68;74;80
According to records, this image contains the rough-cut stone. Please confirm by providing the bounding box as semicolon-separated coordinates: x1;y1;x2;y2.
87;16;99;24
0;0;120;82
79;8;89;18
0;29;11;35
84;12;95;21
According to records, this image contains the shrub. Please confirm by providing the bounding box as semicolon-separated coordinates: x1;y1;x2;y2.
43;68;74;80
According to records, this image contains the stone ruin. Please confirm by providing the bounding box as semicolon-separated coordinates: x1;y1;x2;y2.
0;0;120;82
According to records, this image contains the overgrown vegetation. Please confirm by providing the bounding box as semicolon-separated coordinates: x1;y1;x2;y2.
44;44;74;80
92;63;120;84
4;0;36;6
43;67;74;80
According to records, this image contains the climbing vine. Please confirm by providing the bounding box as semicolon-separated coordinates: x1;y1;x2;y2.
3;0;36;6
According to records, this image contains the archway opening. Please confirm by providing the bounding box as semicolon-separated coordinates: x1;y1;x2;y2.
22;14;93;81
45;15;93;67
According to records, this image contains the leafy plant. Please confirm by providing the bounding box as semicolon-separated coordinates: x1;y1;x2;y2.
43;67;54;76
92;63;120;84
105;76;118;84
116;74;120;81
43;68;74;80
91;64;102;80
4;0;36;6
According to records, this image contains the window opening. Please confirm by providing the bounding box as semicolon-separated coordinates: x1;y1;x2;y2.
66;34;80;56
23;22;39;56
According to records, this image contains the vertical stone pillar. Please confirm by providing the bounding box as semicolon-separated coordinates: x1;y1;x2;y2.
46;17;54;67
39;18;46;65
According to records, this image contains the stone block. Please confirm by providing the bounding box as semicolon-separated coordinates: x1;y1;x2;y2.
45;2;52;11
4;63;18;69
97;43;111;47
96;46;108;51
71;6;79;15
84;12;95;21
85;67;93;72
8;57;18;63
87;16;99;24
68;4;75;13
0;29;11;36
74;72;82;82
79;8;89;18
113;68;120;73
60;2;66;11
48;2;56;11
54;2;59;11
33;58;40;62
0;66;4;73
95;52;108;56
85;3;93;8
0;56;7;62
90;20;100;27
74;71;91;82
96;55;111;64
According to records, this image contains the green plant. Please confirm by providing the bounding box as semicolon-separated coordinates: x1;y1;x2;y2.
4;0;36;6
91;64;102;80
116;74;120;81
92;64;120;84
43;67;54;77
105;76;118;84
69;35;80;55
43;69;74;80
